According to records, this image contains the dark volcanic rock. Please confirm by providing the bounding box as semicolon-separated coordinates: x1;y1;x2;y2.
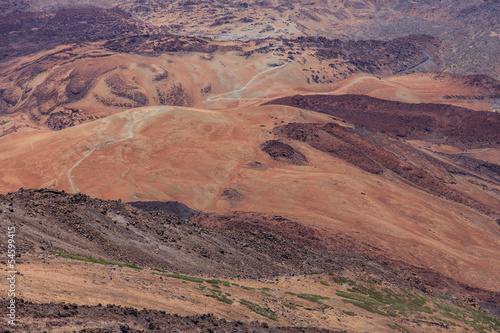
274;123;383;174
0;7;153;61
260;140;308;165
221;188;247;201
0;0;30;16
192;210;500;306
0;189;397;280
157;83;192;106
272;122;494;215
128;200;200;221
284;34;442;75
1;188;499;306
46;107;100;130
478;301;500;317
265;94;500;150
2;300;343;333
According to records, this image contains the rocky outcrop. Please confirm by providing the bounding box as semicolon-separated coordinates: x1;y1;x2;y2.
260;140;307;166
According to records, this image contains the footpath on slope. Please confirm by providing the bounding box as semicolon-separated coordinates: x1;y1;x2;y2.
67;107;172;193
207;50;290;102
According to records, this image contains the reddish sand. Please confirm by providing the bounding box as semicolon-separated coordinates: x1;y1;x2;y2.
0;105;498;296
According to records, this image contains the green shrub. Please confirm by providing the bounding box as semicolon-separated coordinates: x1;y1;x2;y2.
333;275;356;285
337;287;433;317
240;285;256;290
152;267;168;273
388;323;409;332
434;300;500;333
210;294;233;304
333;276;348;284
208;288;222;295
52;251;142;270
240;299;278;321
287;292;330;303
152;272;205;283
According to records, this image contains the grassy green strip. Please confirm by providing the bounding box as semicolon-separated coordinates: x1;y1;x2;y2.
341;299;397;317
336;291;385;305
434;301;500;333
388;323;410;333
286;292;330;303
205;279;231;286
51;251;142;270
152;267;168;273
240;285;256;290
209;294;234;304
152;272;205;283
240;299;278;321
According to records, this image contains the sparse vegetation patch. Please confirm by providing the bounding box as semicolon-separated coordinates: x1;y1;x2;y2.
51;251;142;270
152;271;205;283
336;285;434;317
434;300;500;333
240;285;256;290
388;323;409;332
286;292;329;303
207;288;234;304
283;303;298;310
240;299;278;321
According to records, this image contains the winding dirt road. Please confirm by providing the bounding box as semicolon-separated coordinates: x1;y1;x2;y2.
396;50;432;74
207;52;290;102
67;107;172;193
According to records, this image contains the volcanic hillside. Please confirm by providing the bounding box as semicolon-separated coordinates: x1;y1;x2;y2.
7;0;493;79
117;0;500;79
0;103;499;306
1;188;499;332
1;3;498;137
0;1;499;332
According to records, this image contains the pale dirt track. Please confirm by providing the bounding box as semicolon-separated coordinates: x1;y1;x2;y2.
0;105;498;295
68;107;173;193
206;57;290;102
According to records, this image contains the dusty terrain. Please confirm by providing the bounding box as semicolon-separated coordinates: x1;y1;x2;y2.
0;4;498;136
26;0;496;79
1;189;499;332
0;1;499;332
265;94;500;150
1;255;492;332
0;104;498;302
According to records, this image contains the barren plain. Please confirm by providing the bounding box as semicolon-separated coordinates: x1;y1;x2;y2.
0;0;499;332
